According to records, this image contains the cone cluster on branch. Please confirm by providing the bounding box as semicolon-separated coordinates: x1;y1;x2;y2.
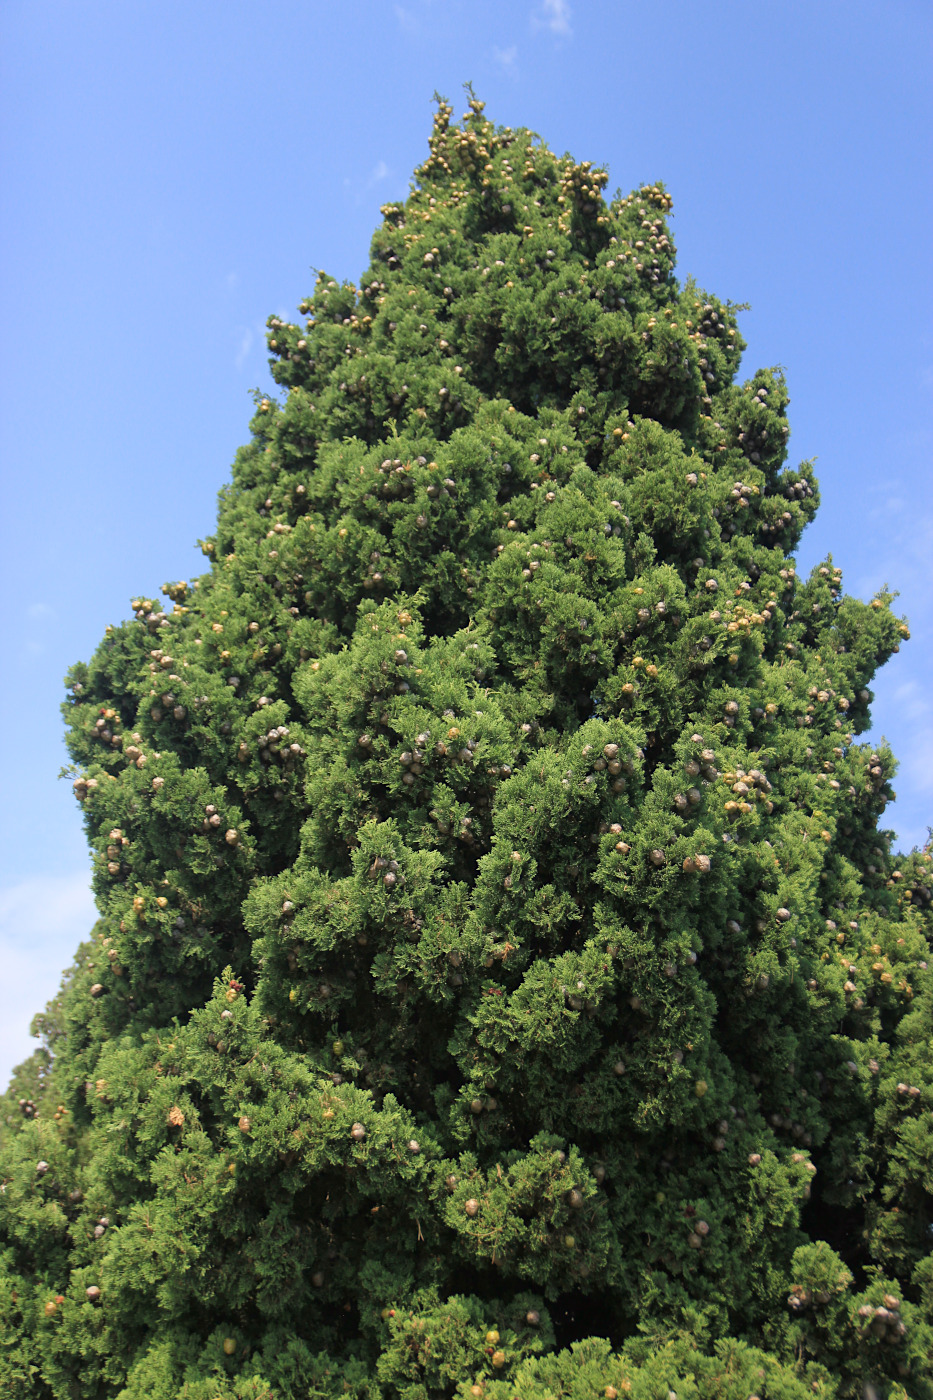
2;94;931;1399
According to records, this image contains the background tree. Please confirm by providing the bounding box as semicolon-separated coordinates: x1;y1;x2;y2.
2;96;931;1400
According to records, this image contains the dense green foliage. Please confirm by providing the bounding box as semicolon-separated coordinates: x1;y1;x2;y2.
2;95;932;1399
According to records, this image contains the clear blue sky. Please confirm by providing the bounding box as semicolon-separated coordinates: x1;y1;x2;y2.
1;0;930;1083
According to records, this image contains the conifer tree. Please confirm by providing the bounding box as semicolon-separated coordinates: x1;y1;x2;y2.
2;94;931;1399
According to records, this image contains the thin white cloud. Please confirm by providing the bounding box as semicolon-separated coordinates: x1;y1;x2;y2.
27;602;55;620
493;44;519;72
394;4;418;33
883;682;933;792
534;0;572;36
235;328;253;370
348;158;397;209
907;728;933;796
0;873;96;1089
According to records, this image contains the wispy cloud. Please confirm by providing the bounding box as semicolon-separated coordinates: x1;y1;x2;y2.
0;873;96;1088
345;158;396;207
0;874;94;949
533;0;572;36
394;4;418;34
23;604;55;656
907;727;933;797
883;680;933;797
493;44;519;72
235;328;253;370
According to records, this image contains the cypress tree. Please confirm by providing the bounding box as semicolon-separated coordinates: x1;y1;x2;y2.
2;94;931;1399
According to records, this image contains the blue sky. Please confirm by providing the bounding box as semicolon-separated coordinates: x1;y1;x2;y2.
1;0;930;1083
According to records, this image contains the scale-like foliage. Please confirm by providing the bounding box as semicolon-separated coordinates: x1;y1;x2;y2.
2;95;931;1399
